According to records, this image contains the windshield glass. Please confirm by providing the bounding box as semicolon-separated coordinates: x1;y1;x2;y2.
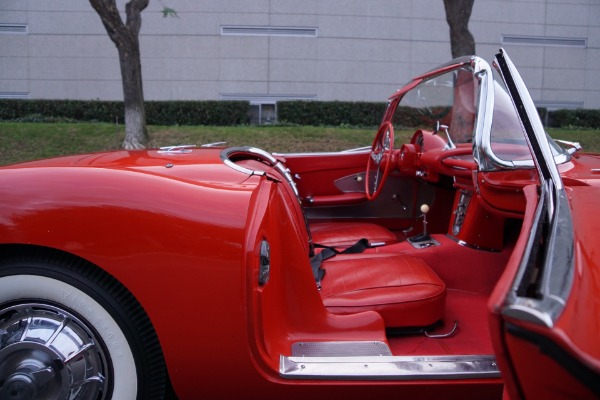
391;65;477;145
490;68;566;165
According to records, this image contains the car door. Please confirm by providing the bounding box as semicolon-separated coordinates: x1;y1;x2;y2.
487;49;600;399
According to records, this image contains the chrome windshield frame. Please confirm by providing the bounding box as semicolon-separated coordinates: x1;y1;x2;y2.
471;57;496;171
493;49;564;193
493;48;574;328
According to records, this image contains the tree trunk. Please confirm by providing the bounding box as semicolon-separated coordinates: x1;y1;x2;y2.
443;0;476;58
89;0;149;149
118;34;148;149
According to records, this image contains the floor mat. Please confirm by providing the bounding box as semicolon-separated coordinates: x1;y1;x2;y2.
387;290;493;356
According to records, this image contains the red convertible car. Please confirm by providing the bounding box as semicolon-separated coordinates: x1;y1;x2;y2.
0;49;598;400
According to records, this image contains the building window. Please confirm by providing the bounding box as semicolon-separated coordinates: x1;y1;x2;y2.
0;23;28;34
0;92;29;99
249;103;276;125
220;94;317;125
501;35;587;48
221;25;317;37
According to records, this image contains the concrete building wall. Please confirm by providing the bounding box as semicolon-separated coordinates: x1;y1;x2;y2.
0;0;598;108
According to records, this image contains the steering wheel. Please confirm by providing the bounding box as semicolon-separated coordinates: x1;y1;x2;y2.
366;121;394;200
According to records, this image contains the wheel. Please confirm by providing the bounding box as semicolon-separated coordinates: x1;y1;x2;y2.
0;250;167;400
366;121;395;200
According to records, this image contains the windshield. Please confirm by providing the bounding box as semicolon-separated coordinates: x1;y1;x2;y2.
390;65;477;145
388;58;567;169
490;68;567;166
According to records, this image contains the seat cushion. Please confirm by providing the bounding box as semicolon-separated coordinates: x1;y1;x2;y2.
310;222;397;247
319;253;446;328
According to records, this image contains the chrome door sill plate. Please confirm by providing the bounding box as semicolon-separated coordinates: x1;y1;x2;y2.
280;353;499;380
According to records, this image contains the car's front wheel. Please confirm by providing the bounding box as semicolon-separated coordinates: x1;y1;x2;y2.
0;250;167;400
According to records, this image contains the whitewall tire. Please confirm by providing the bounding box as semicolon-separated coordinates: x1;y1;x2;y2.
0;250;167;400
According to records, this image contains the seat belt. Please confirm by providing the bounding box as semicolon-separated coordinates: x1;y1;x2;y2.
309;238;370;289
315;238;370;255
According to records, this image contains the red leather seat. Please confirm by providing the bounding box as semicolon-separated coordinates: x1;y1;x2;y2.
319;253;446;328
233;157;445;328
310;222;397;247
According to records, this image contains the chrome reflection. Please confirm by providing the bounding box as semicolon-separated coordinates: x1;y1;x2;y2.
258;240;270;286
280;352;499;380
0;303;109;399
158;144;196;154
221;146;299;196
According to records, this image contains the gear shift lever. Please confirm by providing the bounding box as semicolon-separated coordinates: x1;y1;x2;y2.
420;203;430;240
408;204;432;243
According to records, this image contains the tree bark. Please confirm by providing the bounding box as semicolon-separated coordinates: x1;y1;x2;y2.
443;0;476;58
89;0;149;149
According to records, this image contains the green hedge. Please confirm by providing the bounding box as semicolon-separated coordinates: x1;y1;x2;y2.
0;99;598;128
278;101;600;129
0;100;250;126
0;100;121;122
278;101;387;127
145;101;250;125
547;109;600;129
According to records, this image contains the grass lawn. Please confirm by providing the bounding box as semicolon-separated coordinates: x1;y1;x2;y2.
1;121;599;166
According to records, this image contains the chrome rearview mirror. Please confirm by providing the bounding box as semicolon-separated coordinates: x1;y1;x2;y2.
433;121;456;150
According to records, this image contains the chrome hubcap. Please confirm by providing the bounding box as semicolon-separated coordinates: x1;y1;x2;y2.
0;304;109;400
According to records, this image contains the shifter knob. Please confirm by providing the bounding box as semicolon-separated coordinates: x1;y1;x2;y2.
408;204;433;245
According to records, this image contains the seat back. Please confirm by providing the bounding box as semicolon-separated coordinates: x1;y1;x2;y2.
235;158;314;256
